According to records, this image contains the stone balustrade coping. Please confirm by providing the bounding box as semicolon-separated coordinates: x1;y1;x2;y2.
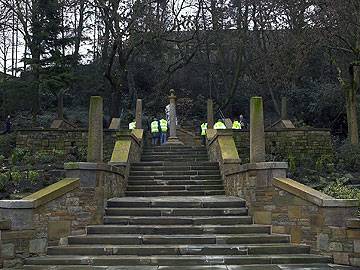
273;178;359;208
0;178;80;209
225;162;288;176
64;162;126;178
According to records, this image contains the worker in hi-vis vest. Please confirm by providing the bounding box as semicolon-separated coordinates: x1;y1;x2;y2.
214;119;226;129
159;118;168;145
201;122;207;145
232;119;241;130
129;119;136;130
151;118;160;145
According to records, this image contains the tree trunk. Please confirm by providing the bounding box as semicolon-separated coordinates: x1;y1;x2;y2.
57;92;64;119
345;86;359;145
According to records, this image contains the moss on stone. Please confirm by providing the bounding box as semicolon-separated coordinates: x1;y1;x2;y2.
23;178;80;208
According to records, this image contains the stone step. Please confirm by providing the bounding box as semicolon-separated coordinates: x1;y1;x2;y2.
0;219;11;230
86;225;271;235
103;216;253;225
128;175;222;181
25;254;331;266
142;151;208;155
47;244;310;256
125;190;225;197
130;165;219;171
128;180;223;186
143;146;206;151
67;234;290;245
127;185;224;192
105;207;246;217
141;157;209;162
131;161;218;167
129;171;221;176
106;197;244;209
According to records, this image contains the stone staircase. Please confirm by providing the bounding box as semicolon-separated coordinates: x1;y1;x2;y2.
24;145;333;269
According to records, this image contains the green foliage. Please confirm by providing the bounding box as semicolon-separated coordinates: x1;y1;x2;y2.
0;133;16;158
336;141;360;172
34;149;65;164
10;170;23;183
11;148;31;165
322;178;360;201
0;172;9;192
287;154;297;175
28;170;40;184
0;155;5;165
315;154;334;173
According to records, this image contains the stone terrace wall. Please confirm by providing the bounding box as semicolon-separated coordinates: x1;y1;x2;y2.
233;129;334;163
16;129;118;161
224;164;360;267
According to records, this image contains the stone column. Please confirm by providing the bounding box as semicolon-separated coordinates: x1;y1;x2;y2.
281;97;288;120
207;99;214;129
250;96;265;163
166;89;183;145
87;96;103;162
135;99;142;129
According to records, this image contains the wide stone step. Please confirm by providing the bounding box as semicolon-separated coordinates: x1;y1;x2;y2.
130;166;219;171
25;254;331;266
142;151;208;155
128;175;222;181
47;244;310;256
106;197;244;209
68;234;290;245
127;185;224;192
105;207;246;217
143;146;206;151
86;225;271;235
129;171;221;176
23;263;343;270
132;161;218;167
141;157;209;162
104;216;252;225
128;180;223;186
125;190;225;197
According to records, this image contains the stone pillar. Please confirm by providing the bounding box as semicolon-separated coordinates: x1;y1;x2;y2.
87;96;103;162
207;99;214;129
250;96;265;163
281;97;288;120
165;89;183;145
135;99;142;129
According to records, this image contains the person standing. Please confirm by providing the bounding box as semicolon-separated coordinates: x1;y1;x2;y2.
232;118;241;130
151;118;160;145
214;119;226;129
159;117;168;145
1;115;12;134
200;122;207;145
128;119;136;130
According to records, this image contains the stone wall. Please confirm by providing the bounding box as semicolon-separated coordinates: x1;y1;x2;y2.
233;129;334;163
224;164;360;267
0;164;127;268
15;129;118;161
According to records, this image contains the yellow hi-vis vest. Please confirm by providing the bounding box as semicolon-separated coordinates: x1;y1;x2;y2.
151;121;159;133
160;119;168;132
129;121;136;130
232;120;241;130
214;121;226;129
201;123;207;136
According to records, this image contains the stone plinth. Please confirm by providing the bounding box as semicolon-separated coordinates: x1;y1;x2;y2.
207;99;214;129
87;96;103;162
109;118;120;130
135;99;142;129
250;97;265;163
165;89;183;145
